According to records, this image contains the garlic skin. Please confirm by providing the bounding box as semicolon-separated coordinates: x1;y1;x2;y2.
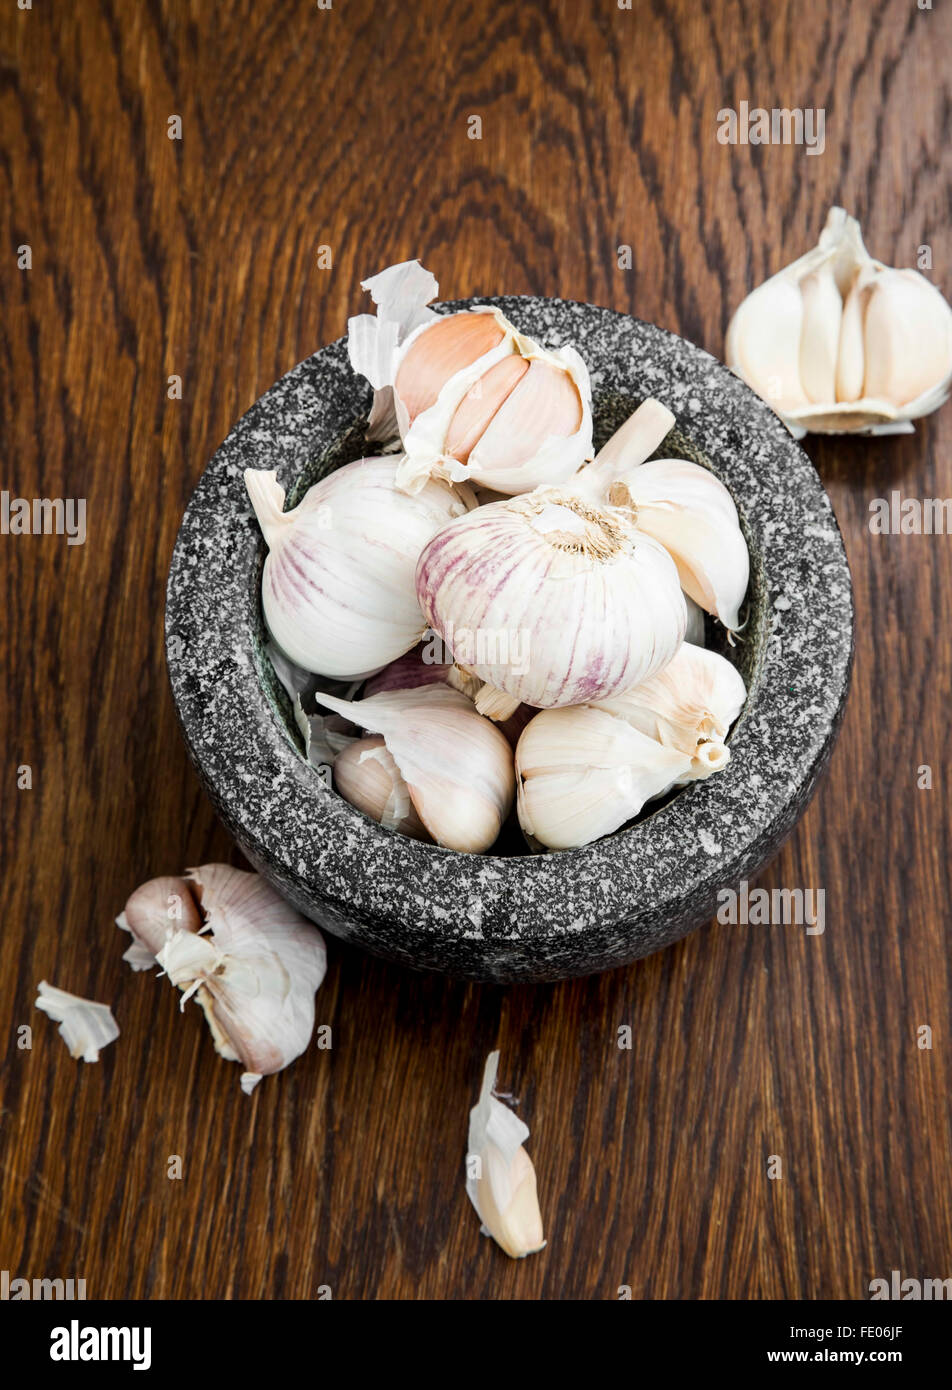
118;866;327;1094
726;206;952;436
466;1051;545;1260
333;735;431;840
609;459;749;634
347;262;593;496
312;685;515;853
35;983;119;1062
416;488;687;715
515;706;693;851
244;459;474;679
587;642;746;781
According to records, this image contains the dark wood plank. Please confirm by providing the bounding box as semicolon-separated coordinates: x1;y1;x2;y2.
1;0;950;1299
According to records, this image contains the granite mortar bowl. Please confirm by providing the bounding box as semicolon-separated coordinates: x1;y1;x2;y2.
165;297;854;983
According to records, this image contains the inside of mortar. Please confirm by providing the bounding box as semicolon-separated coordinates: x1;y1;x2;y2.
250;392;764;858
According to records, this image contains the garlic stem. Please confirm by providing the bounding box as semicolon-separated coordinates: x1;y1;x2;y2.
577;398;676;498
244;469;290;547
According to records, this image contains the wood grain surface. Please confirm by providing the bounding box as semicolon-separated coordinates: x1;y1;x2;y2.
2;0;950;1301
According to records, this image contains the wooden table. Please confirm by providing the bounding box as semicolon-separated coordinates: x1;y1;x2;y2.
2;0;950;1300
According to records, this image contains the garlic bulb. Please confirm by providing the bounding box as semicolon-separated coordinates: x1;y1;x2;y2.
332;735;431;840
416;488;687;719
35;982;119;1062
609;459;749;633
466;1051;545;1259
348;261;593;495
312;685;515;853
587;642;746;780
118;866;327;1094
244;459;474;679
726;206;952;436
515;706;693;851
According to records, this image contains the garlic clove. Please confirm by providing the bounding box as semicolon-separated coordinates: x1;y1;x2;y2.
580;398;676;496
244;457;474;679
726;275;810;414
516;705;693;851
312;685;515;853
799;264;843;403
416;488;687;711
610;459;749;633
862;268;952;408
395;310;507;426
466;1051;545;1259
588;641;746;780
467;357;583;474
444;356;530;462
834;263;876;404
118;866;327;1093
35;982;119;1062
332;735;431;840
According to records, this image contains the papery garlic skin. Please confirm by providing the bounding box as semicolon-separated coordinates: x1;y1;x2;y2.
466;1051;545;1260
610;459;749;634
35;982;119;1062
118;867;327;1094
313;685;515;854
244;459;474;679
587;642;746;781
515;706;693;851
726;206;952;436
416;488;687;714
333;735;431;840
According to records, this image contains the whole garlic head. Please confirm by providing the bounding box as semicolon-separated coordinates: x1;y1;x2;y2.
244;458;473;679
416;488;687;717
726;206;952;436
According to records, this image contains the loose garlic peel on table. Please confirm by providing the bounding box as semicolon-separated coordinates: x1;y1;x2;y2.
726;206;952;436
117;865;327;1093
348;259;593;495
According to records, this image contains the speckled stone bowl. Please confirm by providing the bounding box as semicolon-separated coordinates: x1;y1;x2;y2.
166;297;853;983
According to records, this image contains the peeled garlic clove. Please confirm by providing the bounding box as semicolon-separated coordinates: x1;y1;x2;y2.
244;458;473;679
610;459;749;633
862;268;952;409
416;488;686;711
466;1051;545;1259
799;264;842;403
119;866;327;1093
333;735;431;840
312;685;515;853
515;706;693;851
588;641;746;780
35;983;119;1062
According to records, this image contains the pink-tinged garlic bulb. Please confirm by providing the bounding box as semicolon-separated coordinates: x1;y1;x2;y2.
117;866;327;1094
415;488;687;719
347;262;593;496
244;458;474;679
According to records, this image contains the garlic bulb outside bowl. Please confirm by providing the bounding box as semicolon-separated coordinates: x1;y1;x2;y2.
726;206;952;436
167;293;854;982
